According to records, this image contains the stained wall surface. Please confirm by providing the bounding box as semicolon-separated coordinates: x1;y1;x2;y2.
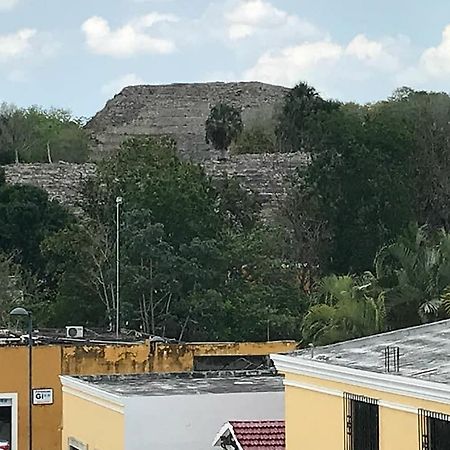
0;340;295;450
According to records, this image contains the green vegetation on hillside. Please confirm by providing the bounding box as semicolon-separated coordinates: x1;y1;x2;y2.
0;104;89;164
2;82;450;344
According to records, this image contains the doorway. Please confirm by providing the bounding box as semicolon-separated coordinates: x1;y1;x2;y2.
0;402;12;446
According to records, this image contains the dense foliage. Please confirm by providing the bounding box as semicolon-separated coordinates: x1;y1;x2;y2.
205;103;243;160
279;84;450;344
37;138;307;340
0;104;89;164
2;82;450;345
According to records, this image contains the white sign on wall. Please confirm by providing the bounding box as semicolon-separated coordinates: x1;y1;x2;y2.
32;389;53;405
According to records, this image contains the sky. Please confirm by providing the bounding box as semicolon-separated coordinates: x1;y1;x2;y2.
1;0;450;118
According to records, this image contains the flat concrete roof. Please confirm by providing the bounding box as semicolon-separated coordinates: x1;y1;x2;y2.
75;370;283;397
293;319;450;384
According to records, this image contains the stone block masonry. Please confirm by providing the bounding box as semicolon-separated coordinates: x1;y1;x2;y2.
4;163;96;213
86;81;289;161
4;82;309;217
4;153;308;217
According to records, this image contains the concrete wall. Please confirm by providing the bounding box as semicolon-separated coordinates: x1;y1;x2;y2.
148;341;297;373
283;372;450;450
124;391;284;450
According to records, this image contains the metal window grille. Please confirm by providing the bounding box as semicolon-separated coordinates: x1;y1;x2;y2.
384;346;400;372
419;409;450;450
344;393;379;450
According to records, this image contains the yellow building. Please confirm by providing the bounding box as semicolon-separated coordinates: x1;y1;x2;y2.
0;338;295;450
60;370;285;450
272;319;450;450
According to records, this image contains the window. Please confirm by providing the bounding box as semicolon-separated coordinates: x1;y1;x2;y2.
419;409;450;450
68;438;88;450
344;393;379;450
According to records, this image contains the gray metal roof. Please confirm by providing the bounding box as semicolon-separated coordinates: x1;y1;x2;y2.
76;370;284;397
294;319;450;384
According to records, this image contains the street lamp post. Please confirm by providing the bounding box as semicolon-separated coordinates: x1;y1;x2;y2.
116;196;123;338
10;307;33;450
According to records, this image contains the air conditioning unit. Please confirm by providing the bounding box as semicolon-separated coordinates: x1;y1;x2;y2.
66;326;84;339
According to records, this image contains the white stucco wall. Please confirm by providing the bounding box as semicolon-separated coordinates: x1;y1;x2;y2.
124;391;284;450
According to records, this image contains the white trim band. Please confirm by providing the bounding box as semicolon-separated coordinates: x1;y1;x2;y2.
284;379;418;414
60;376;124;413
273;354;450;407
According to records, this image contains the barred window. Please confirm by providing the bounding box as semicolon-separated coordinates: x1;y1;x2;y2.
344;393;379;450
419;409;450;450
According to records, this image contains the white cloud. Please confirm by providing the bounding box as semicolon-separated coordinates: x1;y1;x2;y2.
226;0;288;40
0;0;18;11
243;33;406;89
101;73;145;97
243;40;343;86
0;29;36;60
224;0;319;42
0;28;59;81
82;14;178;58
421;24;450;77
346;34;400;70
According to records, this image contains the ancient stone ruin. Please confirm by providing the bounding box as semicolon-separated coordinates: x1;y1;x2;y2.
5;81;308;218
86;81;289;161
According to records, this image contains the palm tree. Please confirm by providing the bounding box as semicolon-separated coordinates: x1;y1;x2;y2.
376;225;450;327
301;274;385;346
205;104;243;161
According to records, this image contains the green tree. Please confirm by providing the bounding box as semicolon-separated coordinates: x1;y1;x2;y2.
376;225;450;328
205;103;243;160
0;104;89;164
54;137;307;340
0;182;70;273
276;82;339;153
387;88;450;230
0;253;26;326
0;105;33;164
301;274;385;345
186;228;308;341
232;125;276;154
41;222;115;327
287;100;417;273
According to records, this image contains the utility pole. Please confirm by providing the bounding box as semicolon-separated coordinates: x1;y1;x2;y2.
10;307;33;450
116;196;123;338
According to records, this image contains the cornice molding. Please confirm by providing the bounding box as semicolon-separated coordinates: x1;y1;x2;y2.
60;376;124;413
272;354;450;406
284;379;418;414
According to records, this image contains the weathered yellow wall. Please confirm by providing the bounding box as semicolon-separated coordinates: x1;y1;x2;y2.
149;341;297;373
0;345;62;450
283;371;450;450
61;344;150;376
62;341;297;375
62;391;124;450
0;340;295;450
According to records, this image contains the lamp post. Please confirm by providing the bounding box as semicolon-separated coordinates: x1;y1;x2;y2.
10;307;32;450
116;196;123;338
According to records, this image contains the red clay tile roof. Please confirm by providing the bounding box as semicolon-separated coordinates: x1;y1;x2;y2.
229;420;285;450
